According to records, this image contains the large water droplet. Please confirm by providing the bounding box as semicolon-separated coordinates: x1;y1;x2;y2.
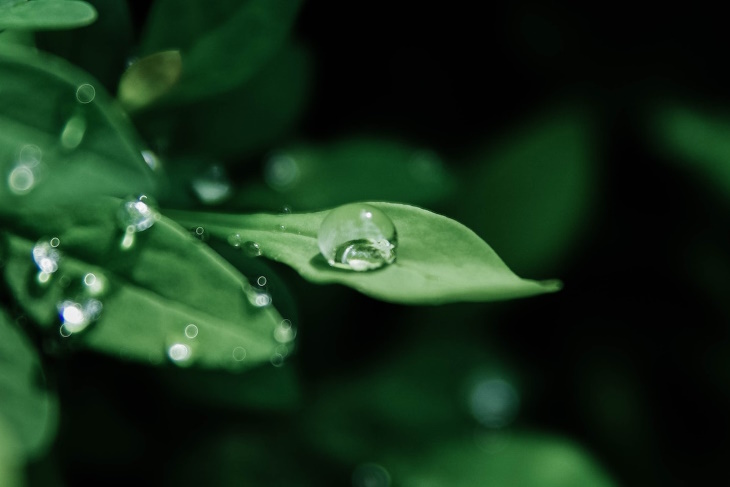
75;83;96;103
191;165;232;205
244;241;262;257
317;203;397;271
57;298;103;334
32;239;61;275
60;114;87;149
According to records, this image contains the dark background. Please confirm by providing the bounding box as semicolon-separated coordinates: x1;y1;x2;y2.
25;2;730;486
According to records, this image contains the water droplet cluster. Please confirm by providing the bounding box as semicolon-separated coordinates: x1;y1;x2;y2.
317;203;397;271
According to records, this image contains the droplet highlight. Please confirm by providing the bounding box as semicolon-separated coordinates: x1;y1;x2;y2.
57;298;102;334
317;203;397;271
32;239;61;275
168;343;192;364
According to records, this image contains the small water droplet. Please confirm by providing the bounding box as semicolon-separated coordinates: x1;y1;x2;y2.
50;237;60;248
191;165;232;205
184;324;198;339
352;463;392;487
141;150;160;171
32;239;61;275
167;343;192;364
232;346;247;361
281;205;292;214
264;153;300;190
273;319;296;344
75;83;96;103
228;233;242;248
192;226;208;241
317;203;397;271
8;164;37;194
83;272;106;296
243;241;262;257
118;195;156;232
57;298;102;334
256;276;267;287
60;114;87;149
278;224;286;232
270;352;285;367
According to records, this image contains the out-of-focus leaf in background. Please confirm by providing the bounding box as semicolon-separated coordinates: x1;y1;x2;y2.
234;137;456;211
0;44;159;211
155;42;312;161
0;310;58;467
169;203;560;304
0;198;287;370
35;0;133;92
138;0;303;105
649;102;730;199
455;108;597;277
0;1;97;31
385;433;617;487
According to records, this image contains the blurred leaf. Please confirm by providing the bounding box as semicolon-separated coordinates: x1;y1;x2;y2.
386;433;617;487
117;50;181;112
235;137;456;211
36;0;134;92
0;198;286;370
650;103;730;198
168;203;560;305
0;309;58;462
0;44;158;211
155;42;311;160
139;0;303;105
457;109;596;276
0;1;97;30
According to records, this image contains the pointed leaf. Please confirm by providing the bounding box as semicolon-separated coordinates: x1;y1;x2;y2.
0;1;97;30
0;309;58;462
0;198;285;370
168;203;560;305
0;44;158;212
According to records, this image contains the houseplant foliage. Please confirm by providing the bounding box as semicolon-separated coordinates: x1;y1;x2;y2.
0;1;622;485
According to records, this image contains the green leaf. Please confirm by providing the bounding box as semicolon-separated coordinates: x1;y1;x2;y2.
456;109;596;276
234;137;456;211
0;198;286;370
139;0;303;105
0;309;58;463
117;50;182;112
650;103;730;198
149;42;311;160
0;44;159;211
386;433;617;487
168;203;560;305
0;1;97;30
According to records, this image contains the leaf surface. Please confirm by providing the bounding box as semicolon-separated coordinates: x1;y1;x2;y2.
0;1;96;30
169;203;560;305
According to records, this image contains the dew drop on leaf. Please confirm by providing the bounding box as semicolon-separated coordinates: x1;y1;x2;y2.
57;298;103;334
32;239;61;275
243;241;262;257
273;319;296;344
118;195;156;232
191;165;232;205
184;324;198;339
75;83;96;104
317;203;398;271
227;233;243;248
167;343;192;365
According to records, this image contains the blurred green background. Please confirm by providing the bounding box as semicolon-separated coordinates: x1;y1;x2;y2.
4;1;730;486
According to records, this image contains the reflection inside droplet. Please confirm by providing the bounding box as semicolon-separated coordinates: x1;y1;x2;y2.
76;83;96;103
243;241;262;257
352;463;391;487
185;324;198;339
57;298;103;334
